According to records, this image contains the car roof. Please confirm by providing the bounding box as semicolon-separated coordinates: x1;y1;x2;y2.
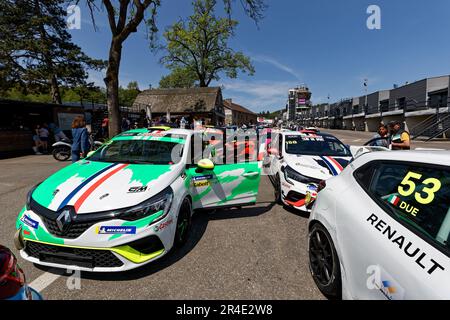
354;150;450;167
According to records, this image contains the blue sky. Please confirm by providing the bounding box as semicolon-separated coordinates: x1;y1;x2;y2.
69;0;450;112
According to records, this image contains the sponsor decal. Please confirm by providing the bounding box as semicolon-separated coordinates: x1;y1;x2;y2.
53;189;60;197
96;226;137;235
154;219;173;232
193;180;210;187
99;193;109;200
23;230;31;236
192;175;213;181
387;195;420;217
367;214;445;275
21;215;39;229
128;186;148;193
367;265;405;300
281;182;292;189
192;175;213;187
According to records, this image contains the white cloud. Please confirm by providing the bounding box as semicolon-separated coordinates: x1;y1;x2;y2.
221;80;297;113
253;55;301;81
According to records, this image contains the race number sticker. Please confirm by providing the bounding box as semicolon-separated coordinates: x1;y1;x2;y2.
398;171;442;205
386;171;443;217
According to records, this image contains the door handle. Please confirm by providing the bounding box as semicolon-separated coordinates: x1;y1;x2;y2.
242;171;259;177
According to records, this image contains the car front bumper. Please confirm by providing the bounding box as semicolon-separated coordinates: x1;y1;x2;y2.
16;206;177;272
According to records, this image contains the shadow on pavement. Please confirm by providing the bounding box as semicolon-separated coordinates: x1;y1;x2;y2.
34;202;275;281
282;204;310;219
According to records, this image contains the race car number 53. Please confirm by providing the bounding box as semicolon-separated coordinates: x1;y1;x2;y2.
398;171;442;205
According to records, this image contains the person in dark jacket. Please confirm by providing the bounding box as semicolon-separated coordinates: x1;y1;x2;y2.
71;116;91;163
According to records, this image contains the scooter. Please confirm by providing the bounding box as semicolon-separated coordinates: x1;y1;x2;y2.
52;136;103;161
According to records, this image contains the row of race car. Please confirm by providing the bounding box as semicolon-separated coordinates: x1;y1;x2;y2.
9;126;450;300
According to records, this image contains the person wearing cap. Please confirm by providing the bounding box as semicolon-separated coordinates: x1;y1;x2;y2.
389;120;411;150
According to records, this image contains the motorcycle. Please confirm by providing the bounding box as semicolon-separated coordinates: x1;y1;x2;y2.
52;136;103;161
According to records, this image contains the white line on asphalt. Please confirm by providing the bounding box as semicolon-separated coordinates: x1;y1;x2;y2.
29;269;64;292
353;139;362;142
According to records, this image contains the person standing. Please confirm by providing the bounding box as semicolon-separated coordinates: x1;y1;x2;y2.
32;125;43;155
71;116;90;163
121;116;130;132
370;123;389;147
101;115;109;139
389;120;411;150
38;123;50;154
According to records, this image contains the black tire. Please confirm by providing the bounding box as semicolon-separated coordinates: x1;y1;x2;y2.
274;174;282;204
173;197;192;248
308;223;342;299
52;146;71;161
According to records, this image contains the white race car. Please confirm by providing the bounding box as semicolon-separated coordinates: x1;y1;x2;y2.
15;128;262;272
264;131;352;211
308;150;450;299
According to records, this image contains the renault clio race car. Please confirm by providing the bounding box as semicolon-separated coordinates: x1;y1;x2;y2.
308;150;450;299
15;128;261;272
264;131;352;211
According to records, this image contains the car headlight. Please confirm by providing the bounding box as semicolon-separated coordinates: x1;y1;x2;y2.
283;166;311;184
26;183;41;210
119;186;173;222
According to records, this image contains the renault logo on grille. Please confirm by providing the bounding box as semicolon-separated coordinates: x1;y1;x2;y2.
56;208;73;233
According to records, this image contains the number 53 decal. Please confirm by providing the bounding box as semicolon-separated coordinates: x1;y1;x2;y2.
398;171;442;205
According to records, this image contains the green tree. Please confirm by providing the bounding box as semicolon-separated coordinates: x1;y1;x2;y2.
0;0;105;104
119;81;141;107
159;67;198;88
84;0;265;136
161;0;255;87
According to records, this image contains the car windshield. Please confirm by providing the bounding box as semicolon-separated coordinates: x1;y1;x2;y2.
285;134;351;157
88;136;186;164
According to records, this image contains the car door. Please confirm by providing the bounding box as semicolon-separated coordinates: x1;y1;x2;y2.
336;160;450;300
186;132;261;209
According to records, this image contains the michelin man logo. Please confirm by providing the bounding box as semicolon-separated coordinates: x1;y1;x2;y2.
366;5;381;30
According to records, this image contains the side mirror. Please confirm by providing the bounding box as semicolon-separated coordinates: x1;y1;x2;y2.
197;158;215;170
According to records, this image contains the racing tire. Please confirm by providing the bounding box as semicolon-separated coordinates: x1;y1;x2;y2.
274;174;282;205
308;223;342;299
174;197;192;248
52;146;71;161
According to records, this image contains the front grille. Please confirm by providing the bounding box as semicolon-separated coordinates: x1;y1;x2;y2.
30;198;109;239
41;216;96;239
25;241;124;268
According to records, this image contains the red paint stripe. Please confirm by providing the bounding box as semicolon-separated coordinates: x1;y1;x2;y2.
326;156;344;171
286;199;306;207
73;164;128;212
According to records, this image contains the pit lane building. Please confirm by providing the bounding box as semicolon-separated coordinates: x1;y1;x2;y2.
299;75;450;140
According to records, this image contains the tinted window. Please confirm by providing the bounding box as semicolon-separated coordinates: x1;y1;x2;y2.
89;139;184;164
285;134;351;157
368;162;450;251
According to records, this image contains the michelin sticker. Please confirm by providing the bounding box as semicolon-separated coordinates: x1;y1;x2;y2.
21;215;39;229
96;226;136;235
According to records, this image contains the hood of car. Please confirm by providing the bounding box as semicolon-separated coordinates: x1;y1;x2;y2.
31;160;180;214
283;154;352;179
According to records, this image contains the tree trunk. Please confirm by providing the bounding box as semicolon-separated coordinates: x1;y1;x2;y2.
50;74;62;104
104;39;122;137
